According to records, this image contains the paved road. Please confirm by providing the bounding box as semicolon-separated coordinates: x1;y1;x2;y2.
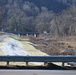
0;70;76;75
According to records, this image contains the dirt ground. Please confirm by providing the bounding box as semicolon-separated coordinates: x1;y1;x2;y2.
28;34;76;55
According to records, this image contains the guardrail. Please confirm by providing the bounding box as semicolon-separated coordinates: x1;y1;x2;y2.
0;56;76;66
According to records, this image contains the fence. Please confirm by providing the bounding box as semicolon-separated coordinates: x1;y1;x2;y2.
0;56;76;66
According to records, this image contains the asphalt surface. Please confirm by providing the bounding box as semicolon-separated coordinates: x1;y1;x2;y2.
0;70;76;75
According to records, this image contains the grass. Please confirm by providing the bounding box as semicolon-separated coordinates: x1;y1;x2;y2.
0;62;67;70
10;34;21;40
0;32;5;36
0;34;48;66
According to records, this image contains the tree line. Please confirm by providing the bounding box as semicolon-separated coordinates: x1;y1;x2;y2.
0;0;76;36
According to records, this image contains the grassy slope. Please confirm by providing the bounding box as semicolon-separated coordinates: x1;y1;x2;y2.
0;34;48;66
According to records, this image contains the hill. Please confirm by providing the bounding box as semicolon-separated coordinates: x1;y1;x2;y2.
0;0;76;36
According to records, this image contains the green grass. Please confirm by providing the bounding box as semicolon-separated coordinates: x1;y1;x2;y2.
0;32;5;36
10;34;22;40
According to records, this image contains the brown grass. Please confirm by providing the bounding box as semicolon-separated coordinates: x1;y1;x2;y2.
29;35;76;55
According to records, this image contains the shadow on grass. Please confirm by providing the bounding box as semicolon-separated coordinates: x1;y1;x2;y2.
0;63;75;70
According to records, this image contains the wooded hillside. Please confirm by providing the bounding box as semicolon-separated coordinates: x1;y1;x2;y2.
0;0;76;36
